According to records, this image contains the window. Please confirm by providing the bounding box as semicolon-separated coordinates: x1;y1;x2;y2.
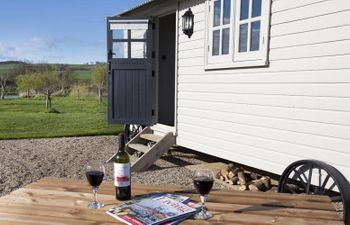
212;0;231;56
110;20;148;59
206;0;271;69
208;0;233;64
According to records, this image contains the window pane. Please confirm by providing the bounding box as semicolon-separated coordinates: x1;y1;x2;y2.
113;42;128;58
214;0;221;27
223;0;231;25
252;0;262;17
212;30;220;56
222;28;230;55
131;42;147;58
113;29;127;40
240;0;249;20
239;24;248;52
131;29;147;39
250;21;260;51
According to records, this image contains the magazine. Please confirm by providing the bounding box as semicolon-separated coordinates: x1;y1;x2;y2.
118;193;198;225
119;193;190;209
163;201;201;225
106;196;197;225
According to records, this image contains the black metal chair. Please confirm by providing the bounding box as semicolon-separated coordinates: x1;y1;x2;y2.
278;160;350;225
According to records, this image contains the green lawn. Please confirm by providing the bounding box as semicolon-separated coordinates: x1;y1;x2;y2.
0;96;123;139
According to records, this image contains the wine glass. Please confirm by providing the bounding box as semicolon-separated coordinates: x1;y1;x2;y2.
193;169;214;220
85;163;105;209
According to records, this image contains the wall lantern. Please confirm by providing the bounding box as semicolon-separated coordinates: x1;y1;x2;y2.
182;8;194;38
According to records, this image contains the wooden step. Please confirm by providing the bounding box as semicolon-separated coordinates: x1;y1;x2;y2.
132;132;175;172
128;143;150;153
140;134;163;142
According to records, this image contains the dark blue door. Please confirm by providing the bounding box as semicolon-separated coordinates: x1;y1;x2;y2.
107;18;154;125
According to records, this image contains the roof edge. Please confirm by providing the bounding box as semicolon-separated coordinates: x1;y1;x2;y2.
116;0;158;17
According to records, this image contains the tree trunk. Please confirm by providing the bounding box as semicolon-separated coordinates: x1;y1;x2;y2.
98;88;102;104
45;95;49;110
0;86;4;99
45;90;52;110
0;78;8;100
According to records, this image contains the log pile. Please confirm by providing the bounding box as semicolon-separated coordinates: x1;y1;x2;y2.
216;163;274;191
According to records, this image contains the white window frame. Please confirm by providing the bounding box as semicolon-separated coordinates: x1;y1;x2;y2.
207;0;234;64
205;0;271;69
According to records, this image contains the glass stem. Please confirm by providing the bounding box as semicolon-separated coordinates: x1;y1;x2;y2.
200;195;206;215
93;186;99;203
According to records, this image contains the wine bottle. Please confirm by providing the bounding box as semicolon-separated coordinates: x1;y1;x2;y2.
113;133;131;200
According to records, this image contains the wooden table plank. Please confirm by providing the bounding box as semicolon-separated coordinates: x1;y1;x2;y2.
181;212;343;225
17;185;336;212
0;194;340;221
28;177;332;203
1;187;341;219
0;177;343;225
0;213;116;225
0;204;116;223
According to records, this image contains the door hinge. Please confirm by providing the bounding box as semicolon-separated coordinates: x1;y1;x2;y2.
152;109;155;116
152;22;155;30
152;51;155;58
152;70;155;77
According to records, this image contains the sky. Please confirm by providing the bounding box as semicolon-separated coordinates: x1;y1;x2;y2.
0;0;144;64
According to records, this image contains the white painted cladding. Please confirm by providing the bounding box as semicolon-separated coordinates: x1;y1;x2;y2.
176;0;350;180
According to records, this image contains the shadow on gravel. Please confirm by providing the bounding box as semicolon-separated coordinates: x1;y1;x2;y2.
144;146;232;172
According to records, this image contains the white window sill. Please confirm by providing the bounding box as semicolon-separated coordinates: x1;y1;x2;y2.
205;59;269;70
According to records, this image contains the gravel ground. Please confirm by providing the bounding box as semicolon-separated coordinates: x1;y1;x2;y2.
0;136;225;197
0;136;343;220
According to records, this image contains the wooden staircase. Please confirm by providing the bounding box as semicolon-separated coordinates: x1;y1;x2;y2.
126;126;175;172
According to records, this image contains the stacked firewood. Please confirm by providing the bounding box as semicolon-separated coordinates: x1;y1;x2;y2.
216;163;272;191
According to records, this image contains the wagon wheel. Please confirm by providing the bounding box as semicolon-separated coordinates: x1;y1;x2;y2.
278;160;350;225
124;124;145;141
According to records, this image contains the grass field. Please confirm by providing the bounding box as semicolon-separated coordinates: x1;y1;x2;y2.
0;96;123;139
72;70;92;80
0;63;18;74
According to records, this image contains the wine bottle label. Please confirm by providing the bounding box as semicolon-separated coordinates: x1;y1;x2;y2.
114;163;130;187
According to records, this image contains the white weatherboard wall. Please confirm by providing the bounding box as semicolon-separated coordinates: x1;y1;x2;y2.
176;0;350;180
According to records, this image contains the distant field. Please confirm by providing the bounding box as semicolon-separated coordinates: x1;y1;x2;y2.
0;96;123;139
72;70;92;80
66;64;94;70
0;63;18;74
0;62;95;80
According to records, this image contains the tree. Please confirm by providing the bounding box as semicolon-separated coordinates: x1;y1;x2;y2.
16;73;37;98
57;67;75;95
33;71;61;110
0;63;30;99
70;84;90;100
0;72;11;99
91;64;107;103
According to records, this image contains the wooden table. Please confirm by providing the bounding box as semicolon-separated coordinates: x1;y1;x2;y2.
0;177;343;225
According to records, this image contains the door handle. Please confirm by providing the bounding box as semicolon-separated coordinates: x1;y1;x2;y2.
108;50;116;59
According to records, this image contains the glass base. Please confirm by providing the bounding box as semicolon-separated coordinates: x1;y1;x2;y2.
88;201;104;209
194;210;213;220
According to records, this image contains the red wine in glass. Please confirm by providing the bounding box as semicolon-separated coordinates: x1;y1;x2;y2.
85;163;105;209
193;169;214;220
86;171;104;187
193;177;214;196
